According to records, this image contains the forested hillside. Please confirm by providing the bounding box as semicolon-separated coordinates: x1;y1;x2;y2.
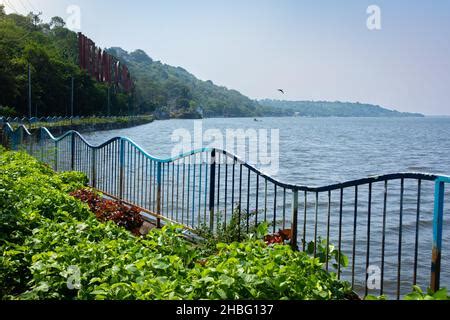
107;47;266;118
0;7;132;117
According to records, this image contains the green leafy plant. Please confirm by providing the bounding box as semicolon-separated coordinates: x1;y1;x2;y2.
404;286;450;300
195;206;268;255
306;238;349;272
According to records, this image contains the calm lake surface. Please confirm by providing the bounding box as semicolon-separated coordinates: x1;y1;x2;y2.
83;117;450;296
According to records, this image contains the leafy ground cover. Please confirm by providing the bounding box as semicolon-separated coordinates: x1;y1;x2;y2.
0;149;355;300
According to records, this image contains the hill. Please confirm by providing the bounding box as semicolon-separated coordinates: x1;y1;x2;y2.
107;47;265;118
0;7;132;117
259;100;424;118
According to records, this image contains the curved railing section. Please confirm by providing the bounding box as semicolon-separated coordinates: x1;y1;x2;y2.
1;123;449;300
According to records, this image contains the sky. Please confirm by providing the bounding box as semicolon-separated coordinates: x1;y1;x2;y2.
2;0;450;115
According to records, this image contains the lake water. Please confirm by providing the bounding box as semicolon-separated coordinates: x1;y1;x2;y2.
82;117;450;297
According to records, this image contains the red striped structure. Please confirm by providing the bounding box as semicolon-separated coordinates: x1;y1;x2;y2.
77;32;133;93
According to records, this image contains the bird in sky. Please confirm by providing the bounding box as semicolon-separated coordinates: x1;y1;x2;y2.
278;89;285;94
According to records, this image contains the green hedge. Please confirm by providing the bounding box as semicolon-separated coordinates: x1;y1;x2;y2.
0;149;352;300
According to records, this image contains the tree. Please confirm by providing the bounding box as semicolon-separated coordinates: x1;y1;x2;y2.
27;12;42;29
49;16;66;29
0;4;5;17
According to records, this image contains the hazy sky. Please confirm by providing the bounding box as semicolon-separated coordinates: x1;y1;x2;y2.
3;0;450;115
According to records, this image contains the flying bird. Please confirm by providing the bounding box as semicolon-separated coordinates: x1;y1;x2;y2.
278;89;285;94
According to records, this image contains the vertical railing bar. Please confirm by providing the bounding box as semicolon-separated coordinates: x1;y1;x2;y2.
181;160;186;225
326;190;332;272
204;157;208;224
431;179;445;293
351;186;358;288
156;162;162;228
209;150;216;232
142;153;146;208
176;161;180;222
139;152;143;207
255;174;259;227
109;142;113;196
111;140;118;197
161;161;165;217
71;132;75;171
282;188;286;230
380;180;388;295
105;143;109;194
192;160;197;227
264;179;268;223
338;188;344;280
167;161;170;219
291;189;299;251
314;191;319;257
187;157;191;227
91;148;96;189
231;160;236;216
397;178;405;300
151;160;155;212
302;191;307;252
102;143;106;192
224;157;228;228
127;143;131;201
246;168;251;234
217;153;221;224
172;162;175;221
198;160;202;228
365;183;372;296
273;185;278;234
413;179;422;286
238;164;243;240
119;139;125;201
145;157;149;211
54;140;58;172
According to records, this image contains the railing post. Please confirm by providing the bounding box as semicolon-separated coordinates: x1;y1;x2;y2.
431;179;445;292
70;132;75;171
119;139;125;200
156;162;162;228
209;149;216;232
291;189;299;251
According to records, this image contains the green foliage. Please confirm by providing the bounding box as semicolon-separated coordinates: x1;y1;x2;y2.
404;286;450;300
0;105;16;117
306;238;349;272
0;12;132;117
196;207;266;256
0;150;352;300
364;286;450;301
186;241;351;300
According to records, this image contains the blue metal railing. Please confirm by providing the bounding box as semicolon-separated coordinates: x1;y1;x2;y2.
1;123;449;299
